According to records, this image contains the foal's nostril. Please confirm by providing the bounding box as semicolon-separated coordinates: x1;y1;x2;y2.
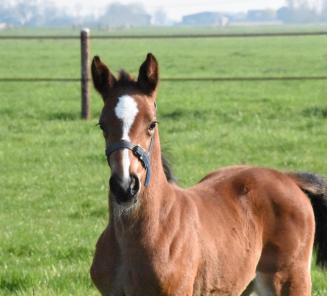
109;174;140;204
128;174;140;197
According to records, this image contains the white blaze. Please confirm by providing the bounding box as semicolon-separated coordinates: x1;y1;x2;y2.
114;95;139;182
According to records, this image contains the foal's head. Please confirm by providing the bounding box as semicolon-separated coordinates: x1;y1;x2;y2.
92;53;159;205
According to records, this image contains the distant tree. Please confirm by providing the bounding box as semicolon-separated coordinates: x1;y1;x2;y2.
153;9;168;26
0;0;24;25
100;2;151;28
17;0;36;25
277;6;292;22
0;0;153;28
0;2;10;24
321;0;327;21
278;0;319;22
0;0;76;27
296;1;319;22
37;1;75;27
286;0;296;9
286;0;312;9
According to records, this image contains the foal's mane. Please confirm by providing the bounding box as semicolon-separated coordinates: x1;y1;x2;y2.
118;70;133;83
162;154;175;183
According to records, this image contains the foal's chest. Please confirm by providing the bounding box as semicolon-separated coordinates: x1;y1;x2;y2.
120;260;195;296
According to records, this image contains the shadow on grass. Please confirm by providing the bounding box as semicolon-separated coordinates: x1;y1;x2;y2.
47;111;103;121
0;275;30;293
87;154;106;163
6;244;35;257
160;109;206;120
0;108;15;117
302;106;327;119
54;246;90;262
68;207;107;220
47;112;79;121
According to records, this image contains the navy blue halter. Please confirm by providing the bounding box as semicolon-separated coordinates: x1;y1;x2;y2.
105;137;154;187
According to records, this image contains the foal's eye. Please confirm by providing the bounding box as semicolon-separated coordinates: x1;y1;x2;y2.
148;121;158;132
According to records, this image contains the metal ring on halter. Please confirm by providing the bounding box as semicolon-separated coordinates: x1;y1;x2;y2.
105;137;154;187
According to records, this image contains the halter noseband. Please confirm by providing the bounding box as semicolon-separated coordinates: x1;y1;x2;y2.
105;137;154;187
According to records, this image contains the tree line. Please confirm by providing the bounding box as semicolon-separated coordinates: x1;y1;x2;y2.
0;0;326;28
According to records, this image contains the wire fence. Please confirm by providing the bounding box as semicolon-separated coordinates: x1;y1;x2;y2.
1;30;327;83
1;30;327;40
1;29;327;118
1;76;327;83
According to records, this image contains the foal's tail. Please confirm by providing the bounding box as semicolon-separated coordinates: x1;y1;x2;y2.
288;172;327;269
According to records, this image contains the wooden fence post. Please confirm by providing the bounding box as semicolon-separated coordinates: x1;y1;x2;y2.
81;28;90;119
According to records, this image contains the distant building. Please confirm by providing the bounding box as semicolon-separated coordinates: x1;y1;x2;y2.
181;12;229;27
228;12;247;23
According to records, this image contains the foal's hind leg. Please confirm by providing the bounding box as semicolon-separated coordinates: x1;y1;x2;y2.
278;264;311;296
254;266;311;296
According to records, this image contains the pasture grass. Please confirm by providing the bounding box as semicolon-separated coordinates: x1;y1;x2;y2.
1;27;327;295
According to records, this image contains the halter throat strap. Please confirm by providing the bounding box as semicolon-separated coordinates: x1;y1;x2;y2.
105;137;154;187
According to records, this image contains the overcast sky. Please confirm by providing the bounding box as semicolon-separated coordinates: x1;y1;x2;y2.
53;0;287;20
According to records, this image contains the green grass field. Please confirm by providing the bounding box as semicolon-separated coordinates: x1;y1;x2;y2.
1;27;327;295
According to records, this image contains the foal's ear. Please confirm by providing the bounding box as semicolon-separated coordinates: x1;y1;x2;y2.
137;53;159;95
91;56;116;99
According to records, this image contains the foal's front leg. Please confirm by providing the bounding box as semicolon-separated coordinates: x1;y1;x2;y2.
240;280;256;296
90;228;123;296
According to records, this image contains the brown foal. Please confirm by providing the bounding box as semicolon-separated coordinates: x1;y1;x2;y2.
90;53;327;296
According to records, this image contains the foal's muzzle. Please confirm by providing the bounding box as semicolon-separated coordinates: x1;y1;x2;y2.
109;174;140;204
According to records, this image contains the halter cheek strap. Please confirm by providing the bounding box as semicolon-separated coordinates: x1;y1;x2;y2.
105;137;154;187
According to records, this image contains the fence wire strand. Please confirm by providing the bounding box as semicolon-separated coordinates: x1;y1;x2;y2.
1;76;327;83
1;31;327;40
